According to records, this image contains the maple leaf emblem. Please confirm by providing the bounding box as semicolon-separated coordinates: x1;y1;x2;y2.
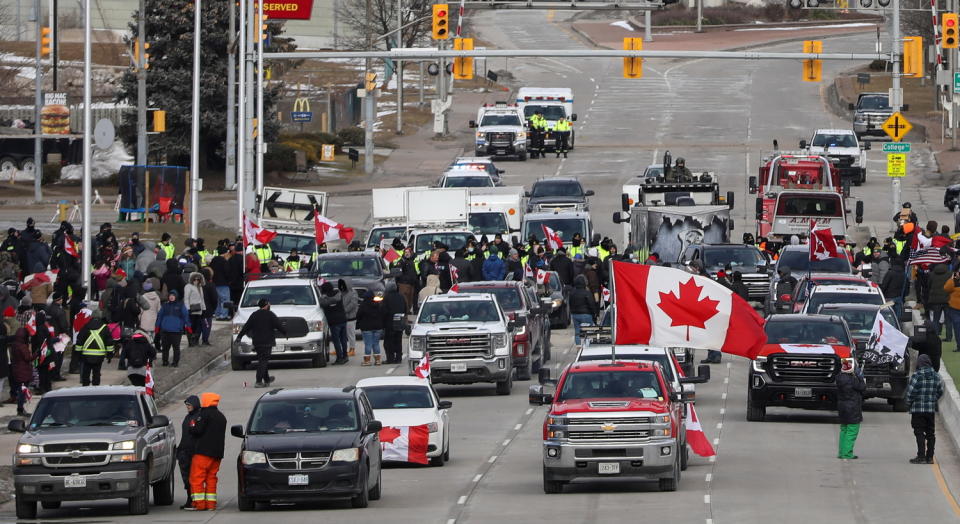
657;277;720;340
379;427;401;444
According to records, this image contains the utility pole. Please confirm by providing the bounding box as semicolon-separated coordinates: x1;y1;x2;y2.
33;0;42;203
243;0;256;219
136;0;147;167
396;0;403;135
226;0;236;190
363;0;374;174
696;0;703;34
50;0;57;90
255;0;265;192
644;10;652;42
189;0;201;238
952;0;958;150
891;0;902;217
82;0;92;296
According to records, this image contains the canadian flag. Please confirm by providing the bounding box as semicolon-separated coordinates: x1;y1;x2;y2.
73;307;92;338
450;264;459;282
21;269;58;291
20;385;32;404
685;404;715;457
145;364;155;396
315;214;356;245
809;221;843;261
524;263;534;280
64;235;80;258
379;425;430;464
542;225;563;250
414;353;430;379
383;249;400;264
610;262;766;358
24;312;37;336
601;285;611;304
242;212;277;246
536;269;548;285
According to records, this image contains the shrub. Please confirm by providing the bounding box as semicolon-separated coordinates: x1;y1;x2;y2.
337;127;365;146
264;143;297;173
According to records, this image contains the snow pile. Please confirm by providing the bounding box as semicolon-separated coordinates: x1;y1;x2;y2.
60;140;133;181
610;21;635;31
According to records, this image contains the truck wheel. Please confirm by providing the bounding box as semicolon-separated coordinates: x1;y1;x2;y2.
238;493;255;512
152;469;175;506
680;444;689;471
543;468;564;494
20;158;35;176
368;469;382;500
516;359;532;381
518;152;527;161
746;393;766;422
430;451;446;467
312;353;326;368
495;372;513;395
543;336;552;363
351;468;370;508
16;497;37;519
0;157;18;175
890;397;908;412
41;500;62;509
659;455;680;492
231;357;245;371
443;439;451;461
128;477;150;515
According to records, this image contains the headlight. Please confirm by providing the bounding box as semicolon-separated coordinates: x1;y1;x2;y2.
241;450;267;465
653;428;671;437
331;448;360;462
426;422;439;433
310;320;324;332
547;416;566;425
476;132;484;139
657;415;670;424
517;132;526;140
112;440;136;451
752;356;767;373
17;444;38;454
232;324;243;335
551;298;562;309
491;333;507;348
410;335;426;352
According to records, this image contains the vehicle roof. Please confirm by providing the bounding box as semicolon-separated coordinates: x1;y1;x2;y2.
356;376;431;388
818;303;888;312
700;243;756;249
802;273;868;281
443;170;493;177
258;387;358;401
813;129;855;135
42;385;144;398
523;210;590;220
456;281;522;290
533;178;581;185
246;277;317;288
567;360;661;373
453;157;494;164
579;345;670;355
516;87;573;95
809;285;881;294
316;252;379;259
765;314;843;323
424;292;496;302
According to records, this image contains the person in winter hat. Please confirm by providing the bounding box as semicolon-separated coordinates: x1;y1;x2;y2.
188;392;227;511
906;354;944;464
177;395;202;509
836;358;865;459
120;331;156;387
339;279;359;358
356;289;386;366
156;290;191;367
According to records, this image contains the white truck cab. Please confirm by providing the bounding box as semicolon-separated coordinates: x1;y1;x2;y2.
802;128;868;186
469;103;527;160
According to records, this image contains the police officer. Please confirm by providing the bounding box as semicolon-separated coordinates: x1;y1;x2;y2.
158;232;176;261
78;312;115;386
554;116;572;158
529;111;546;159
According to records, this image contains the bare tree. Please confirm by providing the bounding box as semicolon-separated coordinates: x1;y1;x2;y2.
336;0;434;51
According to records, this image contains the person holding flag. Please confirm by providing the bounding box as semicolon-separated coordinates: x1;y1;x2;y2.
836;358;866;459
120;331;156;387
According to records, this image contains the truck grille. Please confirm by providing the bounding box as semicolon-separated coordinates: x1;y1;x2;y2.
267;451;331;470
535;202;581;211
827;155;854;168
486;132;514;146
42;442;110;467
770;354;838;382
278;317;309;338
568;416;651;425
740;274;770;298
427;334;491;359
568;429;650;441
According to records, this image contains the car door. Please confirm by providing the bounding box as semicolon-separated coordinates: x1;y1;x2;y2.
525;286;548;346
139;394;170;481
430;384;449;450
359;394;381;477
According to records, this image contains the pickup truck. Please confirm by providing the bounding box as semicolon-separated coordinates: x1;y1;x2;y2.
530;360;690;493
8;386;176;518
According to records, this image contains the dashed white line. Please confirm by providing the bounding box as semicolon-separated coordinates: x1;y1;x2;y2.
706;520;714;524
488;455;498;463
704;494;711;504
709;456;717;463
502;439;511;447
726;362;731;369
716;423;723;429
713;438;720;446
721;393;727;400
525;408;533;415
723;377;729;384
457;495;468;505
719;408;725;415
385;367;395;375
514;423;523;431
705;473;712;482
448;519;457;524
473;474;483;483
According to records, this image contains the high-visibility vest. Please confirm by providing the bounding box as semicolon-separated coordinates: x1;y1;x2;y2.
863;247;873;256
555;120;571;132
597;246;610;261
893;239;906;255
255;246;273;263
568;246;584;259
159;242;175;260
284;259;301;272
197;250;212;266
81;325;108;357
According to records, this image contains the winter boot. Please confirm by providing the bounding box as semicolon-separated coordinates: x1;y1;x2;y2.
374;354;382;366
349;347;356;357
362;356;372;366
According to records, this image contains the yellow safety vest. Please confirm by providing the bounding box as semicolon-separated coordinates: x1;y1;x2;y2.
568;246;584;259
893;239;906;255
284;259;301;272
197;250;212;266
255;246;273;263
159;242;175;260
81;325;108;357
555;120;571;132
597;246;610;261
863;247;872;256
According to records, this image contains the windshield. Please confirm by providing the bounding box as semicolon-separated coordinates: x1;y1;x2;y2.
444;176;493;188
522;219;586;243
811;134;857;147
413;233;472;253
241;285;316;307
469;213;509;235
249;399;358;434
523;105;567;120
316;257;382;278
531;181;583;198
858;95;890;111
546;272;562;293
796;278;868;300
456;287;522;311
765;320;851;346
703;247;764;268
776;196;842;217
558;370;663;401
32;395;143;429
821;308;897;338
577;353;677;382
269;233;316;255
778;250;852;274
366;226;407;248
480;114;522;127
644;166;664;178
806;292;883;314
418;300;501;323
364;385;434;409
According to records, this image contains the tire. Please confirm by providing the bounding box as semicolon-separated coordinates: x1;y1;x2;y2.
312;353;326;368
238;493;255;512
0;156;17;174
890;397;908;412
20;158;35;176
495;372;513;395
543;468;564;494
518;152;527;161
658;456;679;492
563;306;571;329
746;392;766;422
368;469;382;500
443;439;450;462
543;335;552;363
41;500;62;509
16;497;37;519
351;468;370;508
152;469;175;506
128;479;150;515
680;444;689;471
430;450;446;467
231;357;245;371
516;358;532;381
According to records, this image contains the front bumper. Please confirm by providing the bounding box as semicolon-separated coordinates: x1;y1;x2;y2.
239;462;364;502
14;462;146;502
863;373;908;399
233;334;326;361
542;440;677;482
476;141;526;157
409;356;512;384
750;373;837;410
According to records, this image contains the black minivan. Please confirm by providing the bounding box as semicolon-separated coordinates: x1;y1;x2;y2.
232;387;383;510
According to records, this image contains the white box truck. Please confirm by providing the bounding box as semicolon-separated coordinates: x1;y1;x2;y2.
469;186;525;236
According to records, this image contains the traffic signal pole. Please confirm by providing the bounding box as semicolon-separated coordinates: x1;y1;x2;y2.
136;0;147;168
33;0;42;203
891;0;901;218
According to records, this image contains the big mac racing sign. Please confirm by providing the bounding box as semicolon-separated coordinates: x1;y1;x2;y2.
263;0;313;20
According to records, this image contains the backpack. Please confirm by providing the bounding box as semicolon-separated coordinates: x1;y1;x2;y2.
108;288;124;319
126;340;148;367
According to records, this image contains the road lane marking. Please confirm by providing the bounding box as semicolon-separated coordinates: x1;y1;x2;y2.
713;438;719;446
525;408;533;415
704;495;710;504
709;456;716;462
515;423;523;431
488;455;498;463
448;520;456;524
723;377;729;384
932;460;960;517
502;439;511;446
721;393;727;400
385;367;395;375
473;474;483;483
716;423;722;429
457;496;468;505
705;473;712;482
719;408;725;415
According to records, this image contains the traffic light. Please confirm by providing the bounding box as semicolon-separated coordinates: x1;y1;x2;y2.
902;36;923;79
150;109;166;132
252;118;259;139
142;42;150;70
258;13;269;43
944;14;958;49
365;72;377;92
453;38;474;80
802;40;822;82
432;4;449;40
623;37;642;79
40;27;52;58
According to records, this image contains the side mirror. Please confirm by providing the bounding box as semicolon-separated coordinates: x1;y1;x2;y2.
681;390;695;402
230;424;245;438
679;364;711;384
538;367;551;385
149;415;170;429
612;212;623;224
366;420;383;434
862;141;871;150
7;419;25;432
902;104;910;112
855;201;864;224
571;113;578;121
498;169;505;175
748;176;758;194
528;384;554;405
524;191;532;198
584;190;595;197
404;325;412;335
438;400;453;410
799;139;807;149
729;218;735;231
726;191;735;210
468;120;477;128
848;102;856;110
620;193;630;212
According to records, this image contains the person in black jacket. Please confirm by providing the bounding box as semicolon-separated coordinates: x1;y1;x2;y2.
911;321;943;372
550;248;575;287
881;259;907;318
395;248;419;313
45;292;69;381
836;359;866;459
200;268;217;345
177;395;201;509
188;392;227;511
569;275;598;347
382;281;407;364
318;282;350;365
235;299;286;387
208;248;231;320
227;243;245;306
357;289;387;366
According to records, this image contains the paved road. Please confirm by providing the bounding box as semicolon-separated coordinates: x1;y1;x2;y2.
4;10;960;524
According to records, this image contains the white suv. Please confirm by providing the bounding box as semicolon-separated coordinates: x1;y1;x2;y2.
469;103;528;160
231;275;329;370
802;128;868;186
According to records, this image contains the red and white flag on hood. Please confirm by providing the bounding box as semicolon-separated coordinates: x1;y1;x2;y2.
686;404;715;457
379;425;430;464
242;212;277;247
64;235;80;258
542;225;563;250
315;215;356;245
145;364;155;397
809;220;843;261
414;353;430;379
610;262;766;359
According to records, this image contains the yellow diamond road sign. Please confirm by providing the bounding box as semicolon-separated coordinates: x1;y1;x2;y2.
881;112;912;142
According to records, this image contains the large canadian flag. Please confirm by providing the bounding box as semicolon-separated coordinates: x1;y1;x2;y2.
64;235;80;258
414;353;430;379
685;404;715;457
542;225;563;250
379;425;430;464
145;365;155;397
809;221;843;261
610;262;766;358
242;213;277;246
315;215;356;245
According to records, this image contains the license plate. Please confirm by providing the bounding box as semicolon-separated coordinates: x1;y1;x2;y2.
450;362;467;372
598;463;620;475
288;474;309;486
794;387;813;397
64;475;87;488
